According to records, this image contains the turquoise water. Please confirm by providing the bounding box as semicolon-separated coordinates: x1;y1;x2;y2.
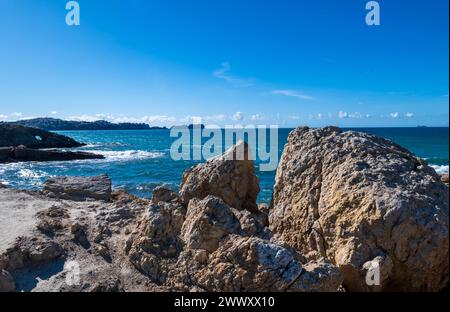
0;128;448;204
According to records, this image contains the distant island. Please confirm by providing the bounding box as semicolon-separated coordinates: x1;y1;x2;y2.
2;118;167;131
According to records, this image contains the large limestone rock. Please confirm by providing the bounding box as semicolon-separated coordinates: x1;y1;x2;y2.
43;174;112;201
1;236;64;271
179;141;260;212
181;196;241;253
270;127;449;291
194;235;303;292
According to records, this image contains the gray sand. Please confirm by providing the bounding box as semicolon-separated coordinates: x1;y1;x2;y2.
0;189;54;252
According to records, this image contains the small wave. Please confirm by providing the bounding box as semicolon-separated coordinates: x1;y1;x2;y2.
431;165;449;174
83;150;165;162
18;169;49;179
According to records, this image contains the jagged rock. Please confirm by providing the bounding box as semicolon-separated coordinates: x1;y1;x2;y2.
43;174;112;201
0;269;15;292
270;127;449;291
2;236;63;271
179;141;260;212
152;186;178;204
181;196;240;253
36;206;69;236
289;259;343;292
194;235;303;292
126;201;186;281
0;124;84;148
71;223;90;249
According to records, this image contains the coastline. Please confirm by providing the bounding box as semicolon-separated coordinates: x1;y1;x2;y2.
0;126;448;292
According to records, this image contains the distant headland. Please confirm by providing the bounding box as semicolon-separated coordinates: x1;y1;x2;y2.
1;118;168;131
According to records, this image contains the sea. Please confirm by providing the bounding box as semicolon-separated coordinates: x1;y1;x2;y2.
0;127;448;204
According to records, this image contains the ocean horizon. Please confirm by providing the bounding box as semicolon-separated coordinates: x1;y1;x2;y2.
1;126;447;204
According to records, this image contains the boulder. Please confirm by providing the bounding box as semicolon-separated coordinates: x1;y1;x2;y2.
152;186;178;204
1;236;63;271
0;124;84;148
126;201;186;281
0;269;15;292
181;196;241;253
194;235;303;292
179;141;260;212
43;174;112;201
289;259;343;292
270;127;449;291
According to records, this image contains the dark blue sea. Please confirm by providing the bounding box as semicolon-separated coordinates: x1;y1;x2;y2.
0;127;448;204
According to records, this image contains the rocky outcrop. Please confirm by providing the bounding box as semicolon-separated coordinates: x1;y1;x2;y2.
1;236;64;271
270;127;449;291
0;145;104;163
151;186;178;204
0;124;84;148
43;175;112;201
181;196;241;253
179;141;260;212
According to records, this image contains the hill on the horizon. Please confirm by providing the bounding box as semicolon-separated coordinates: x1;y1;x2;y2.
3;118;167;131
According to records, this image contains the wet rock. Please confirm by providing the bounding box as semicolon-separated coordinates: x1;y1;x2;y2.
7;145;104;163
270;127;449;291
43;174;112;201
179;141;260;212
0;269;15;292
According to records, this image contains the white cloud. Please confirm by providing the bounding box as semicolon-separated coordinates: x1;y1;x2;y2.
232;112;244;121
213;62;254;87
250;114;263;121
288;115;300;120
348;112;362;119
389;112;400;119
0;114;7;121
68;115;101;122
271;90;315;101
338;111;364;119
50;111;58;115
179;116;203;124
405;112;414;118
68;114;177;125
12;112;23;117
203;114;227;123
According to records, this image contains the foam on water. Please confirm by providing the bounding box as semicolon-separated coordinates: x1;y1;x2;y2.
81;150;165;162
431;165;449;174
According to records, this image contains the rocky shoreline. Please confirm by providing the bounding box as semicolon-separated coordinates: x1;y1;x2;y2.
0;127;448;292
0;124;104;163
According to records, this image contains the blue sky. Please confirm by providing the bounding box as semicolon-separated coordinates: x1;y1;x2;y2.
0;0;448;127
